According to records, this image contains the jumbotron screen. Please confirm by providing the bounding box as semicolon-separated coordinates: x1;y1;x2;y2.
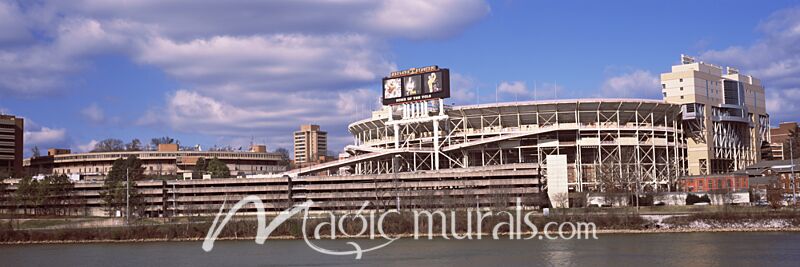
382;66;450;105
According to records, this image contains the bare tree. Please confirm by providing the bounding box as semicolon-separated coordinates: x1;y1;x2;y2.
92;139;126;152
552;192;570;209
767;186;784;209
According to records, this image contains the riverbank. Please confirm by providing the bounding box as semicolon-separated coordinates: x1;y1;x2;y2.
3;227;800;245
3;209;800;245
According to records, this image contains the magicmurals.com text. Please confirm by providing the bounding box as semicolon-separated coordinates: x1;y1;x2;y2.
202;197;598;259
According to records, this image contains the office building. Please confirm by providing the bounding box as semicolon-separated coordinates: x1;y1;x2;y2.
293;124;327;164
0;114;23;177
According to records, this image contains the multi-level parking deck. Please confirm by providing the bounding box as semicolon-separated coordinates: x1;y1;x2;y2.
3;163;541;216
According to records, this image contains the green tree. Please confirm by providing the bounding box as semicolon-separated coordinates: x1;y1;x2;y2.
100;156;145;217
192;157;208;178
15;176;40;215
207;157;231;178
41;174;75;215
31;146;41;158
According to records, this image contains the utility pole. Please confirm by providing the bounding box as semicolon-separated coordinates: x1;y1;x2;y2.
126;168;130;225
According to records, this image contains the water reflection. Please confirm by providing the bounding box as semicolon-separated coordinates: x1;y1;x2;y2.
1;233;799;267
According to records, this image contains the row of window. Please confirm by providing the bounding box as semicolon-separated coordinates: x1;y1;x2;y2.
55;164;280;174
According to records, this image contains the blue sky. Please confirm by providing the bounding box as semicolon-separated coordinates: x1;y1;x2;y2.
1;0;799;157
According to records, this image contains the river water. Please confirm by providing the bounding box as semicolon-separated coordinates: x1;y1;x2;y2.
2;232;799;266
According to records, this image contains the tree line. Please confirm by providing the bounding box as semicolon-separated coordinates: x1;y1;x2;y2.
0;154;234;217
91;136;179;152
3;174;82;216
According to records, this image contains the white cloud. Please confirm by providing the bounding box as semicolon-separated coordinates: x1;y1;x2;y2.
81;103;105;123
138;88;379;151
336;88;382;118
498;81;528;95
45;0;489;40
75;139;99;153
135;34;394;98
449;73;478;105
700;6;800;122
364;0;490;39
600;70;660;99
0;0;491;152
0;0;32;45
24;127;67;148
0;17;142;95
0;0;489;96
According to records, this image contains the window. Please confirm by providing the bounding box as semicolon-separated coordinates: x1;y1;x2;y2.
679;78;683;82
663;92;667;97
680;96;684;99
662;84;666;89
680;87;684;91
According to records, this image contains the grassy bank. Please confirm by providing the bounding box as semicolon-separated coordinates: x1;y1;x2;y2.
0;211;643;243
2;208;799;244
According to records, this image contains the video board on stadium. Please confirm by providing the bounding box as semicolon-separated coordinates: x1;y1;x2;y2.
382;66;450;105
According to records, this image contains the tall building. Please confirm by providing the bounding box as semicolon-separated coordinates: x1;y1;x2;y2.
293;124;327;164
0;114;24;177
661;55;770;175
769;122;798;160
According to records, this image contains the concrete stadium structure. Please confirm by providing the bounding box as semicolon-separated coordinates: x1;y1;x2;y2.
298;99;687;193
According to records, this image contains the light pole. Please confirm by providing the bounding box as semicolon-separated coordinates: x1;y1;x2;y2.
790;138;796;208
126;168;130;225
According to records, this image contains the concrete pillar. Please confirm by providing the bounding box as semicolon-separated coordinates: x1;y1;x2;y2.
394;124;401;149
434;119;440;170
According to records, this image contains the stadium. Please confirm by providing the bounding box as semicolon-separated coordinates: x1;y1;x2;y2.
296;99;687;194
